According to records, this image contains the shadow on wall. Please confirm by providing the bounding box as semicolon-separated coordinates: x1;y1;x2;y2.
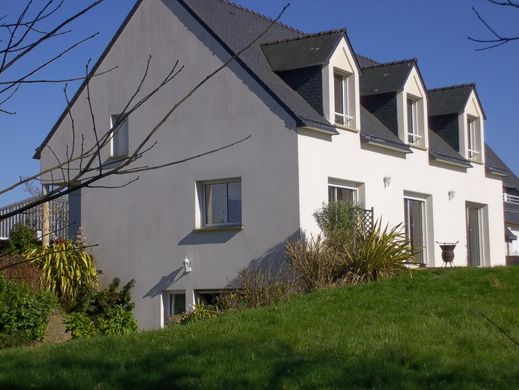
225;231;302;288
177;229;240;246
143;267;186;298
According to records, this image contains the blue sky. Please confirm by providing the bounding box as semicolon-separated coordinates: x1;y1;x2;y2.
1;0;518;206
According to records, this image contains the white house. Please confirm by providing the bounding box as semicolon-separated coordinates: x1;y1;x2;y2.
34;0;513;329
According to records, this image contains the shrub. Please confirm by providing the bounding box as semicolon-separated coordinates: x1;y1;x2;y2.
24;240;98;307
286;236;347;292
218;267;297;310
313;201;359;249
8;224;37;254
176;304;220;325
0;276;57;348
342;220;414;283
65;278;138;339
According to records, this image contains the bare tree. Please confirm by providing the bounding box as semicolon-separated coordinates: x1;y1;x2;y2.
0;1;288;235
470;0;519;50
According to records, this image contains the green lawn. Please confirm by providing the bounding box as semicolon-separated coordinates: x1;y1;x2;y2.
1;267;519;389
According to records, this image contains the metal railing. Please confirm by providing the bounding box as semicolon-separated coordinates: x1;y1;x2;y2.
504;193;519;205
0;197;69;240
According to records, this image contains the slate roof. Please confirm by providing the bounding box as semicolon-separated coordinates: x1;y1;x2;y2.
261;30;345;72
428;84;486;119
360;107;411;152
485;144;519;190
360;60;416;96
429;130;472;167
180;0;337;134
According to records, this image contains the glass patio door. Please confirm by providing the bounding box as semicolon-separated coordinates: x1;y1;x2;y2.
466;205;482;266
404;198;426;264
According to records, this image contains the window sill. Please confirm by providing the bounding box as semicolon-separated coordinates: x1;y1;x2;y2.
335;124;359;133
193;225;244;233
408;144;427;151
468;158;483;165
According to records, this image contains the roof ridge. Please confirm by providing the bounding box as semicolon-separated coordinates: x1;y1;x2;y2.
362;58;417;69
219;0;305;34
260;28;347;46
428;83;476;92
357;54;381;65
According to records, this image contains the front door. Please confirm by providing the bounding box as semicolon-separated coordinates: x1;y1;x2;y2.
466;205;482;266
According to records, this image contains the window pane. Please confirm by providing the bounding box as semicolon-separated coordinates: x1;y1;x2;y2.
405;199;425;263
328;186;336;202
328;185;356;204
407;99;415;136
112;115;129;156
336;187;356;203
227;182;241;224
334;73;345;124
205;183;227;225
172;293;186;315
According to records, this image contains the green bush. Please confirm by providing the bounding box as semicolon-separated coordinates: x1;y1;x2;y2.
176;304;220;325
342;220;414;283
8;224;37;254
313;201;359;249
0;276;57;348
24;240;98;308
65;278;137;339
287;203;414;291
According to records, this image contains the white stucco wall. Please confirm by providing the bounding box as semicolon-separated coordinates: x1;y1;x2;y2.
297;125;506;267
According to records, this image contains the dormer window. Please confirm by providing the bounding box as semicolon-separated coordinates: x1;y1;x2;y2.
334;72;353;127
406;95;424;146
467;116;481;161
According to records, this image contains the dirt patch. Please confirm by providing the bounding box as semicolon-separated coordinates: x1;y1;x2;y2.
0;254;43;291
43;311;71;344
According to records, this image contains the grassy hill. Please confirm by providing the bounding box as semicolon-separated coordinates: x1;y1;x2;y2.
1;267;519;389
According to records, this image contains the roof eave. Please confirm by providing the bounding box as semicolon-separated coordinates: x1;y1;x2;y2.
360;134;412;154
430;153;472;168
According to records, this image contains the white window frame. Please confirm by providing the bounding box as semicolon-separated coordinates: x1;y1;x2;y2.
200;178;242;228
406;97;422;145
334;72;353;127
404;196;428;264
163;290;186;325
328;184;358;204
109;114;129;158
467;116;480;160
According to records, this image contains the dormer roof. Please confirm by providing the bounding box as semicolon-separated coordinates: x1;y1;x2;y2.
261;30;352;72
429;130;471;168
428;84;486;119
361;59;424;96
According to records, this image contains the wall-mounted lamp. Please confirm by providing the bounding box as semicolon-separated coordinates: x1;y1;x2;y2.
383;176;392;189
183;257;192;273
448;190;456;201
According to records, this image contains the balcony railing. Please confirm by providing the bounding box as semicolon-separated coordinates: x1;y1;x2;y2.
0;197;69;240
504;193;519;205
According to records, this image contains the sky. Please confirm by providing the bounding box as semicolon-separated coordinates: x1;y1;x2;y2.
1;0;518;207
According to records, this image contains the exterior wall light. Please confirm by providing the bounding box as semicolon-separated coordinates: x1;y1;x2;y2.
448;190;455;201
383;176;392;189
183;257;192;273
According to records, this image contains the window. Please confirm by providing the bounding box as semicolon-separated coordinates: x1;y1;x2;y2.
169;292;186;316
328;185;357;204
404;197;427;264
334;72;352;126
110;114;129;158
406;97;422;145
202;179;241;227
467;117;480;160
